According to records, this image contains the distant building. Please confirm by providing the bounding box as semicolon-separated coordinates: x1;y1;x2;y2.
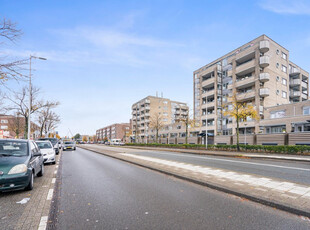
131;96;189;142
96;123;130;141
0;114;40;139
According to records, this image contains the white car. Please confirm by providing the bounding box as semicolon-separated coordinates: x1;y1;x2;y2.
35;140;56;164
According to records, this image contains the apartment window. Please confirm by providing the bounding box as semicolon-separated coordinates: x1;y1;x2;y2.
266;125;286;134
282;52;287;60
282;65;287;73
163;112;168;116
276;90;279;95
0;120;8;124
163;101;168;104
270;110;285;119
282;91;287;98
303;106;310;115
276;76;279;82
282;78;287;85
0;125;8;130
276;49;279;55
163;118;168;122
276;63;279;68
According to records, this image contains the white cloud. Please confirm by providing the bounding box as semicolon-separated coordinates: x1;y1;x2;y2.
259;0;310;15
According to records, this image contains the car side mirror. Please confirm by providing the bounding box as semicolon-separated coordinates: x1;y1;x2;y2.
33;152;42;157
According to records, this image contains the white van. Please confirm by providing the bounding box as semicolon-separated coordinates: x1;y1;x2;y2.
110;139;124;146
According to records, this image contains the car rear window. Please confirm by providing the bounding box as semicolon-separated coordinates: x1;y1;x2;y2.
0;141;29;156
36;142;52;149
65;142;74;144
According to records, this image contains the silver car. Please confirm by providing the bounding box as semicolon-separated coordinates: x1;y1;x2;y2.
62;141;76;151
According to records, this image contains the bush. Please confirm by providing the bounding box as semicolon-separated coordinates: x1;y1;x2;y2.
125;143;310;155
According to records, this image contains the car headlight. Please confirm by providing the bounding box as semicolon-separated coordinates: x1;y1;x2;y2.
8;164;28;175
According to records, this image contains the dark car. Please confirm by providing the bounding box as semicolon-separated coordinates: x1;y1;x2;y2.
0;139;44;192
38;138;59;155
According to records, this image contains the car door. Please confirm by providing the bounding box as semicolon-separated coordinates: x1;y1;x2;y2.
30;141;40;174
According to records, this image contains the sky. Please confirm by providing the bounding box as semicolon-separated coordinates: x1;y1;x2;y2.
1;0;310;136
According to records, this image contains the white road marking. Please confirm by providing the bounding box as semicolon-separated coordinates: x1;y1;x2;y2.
121;153;310;198
38;216;48;230
47;189;54;200
55;165;58;169
51;178;56;184
54;170;57;174
16;198;30;204
129;150;310;172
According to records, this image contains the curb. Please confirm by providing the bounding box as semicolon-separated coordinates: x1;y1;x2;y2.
121;146;310;163
79;146;310;218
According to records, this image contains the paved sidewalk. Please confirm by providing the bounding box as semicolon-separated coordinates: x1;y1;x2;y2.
80;145;310;218
0;152;61;230
122;146;310;162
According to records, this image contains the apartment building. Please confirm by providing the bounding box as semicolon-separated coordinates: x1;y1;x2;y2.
193;34;309;137
0;114;40;139
131;96;189;142
96;123;130;141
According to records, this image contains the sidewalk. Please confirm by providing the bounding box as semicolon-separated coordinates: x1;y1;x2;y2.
122;146;310;162
80;145;310;218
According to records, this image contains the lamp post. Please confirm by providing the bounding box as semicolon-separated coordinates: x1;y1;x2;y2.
244;123;247;145
28;55;47;140
205;106;208;149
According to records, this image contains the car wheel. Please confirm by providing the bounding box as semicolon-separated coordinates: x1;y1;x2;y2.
52;160;56;165
74;147;76;150
25;172;34;191
37;164;44;177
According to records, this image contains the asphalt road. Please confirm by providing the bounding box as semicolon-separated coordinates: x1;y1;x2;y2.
94;146;310;185
55;147;310;230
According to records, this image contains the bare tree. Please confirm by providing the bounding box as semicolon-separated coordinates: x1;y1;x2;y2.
149;113;164;143
6;86;59;138
41;110;60;137
0;18;27;86
7;112;24;138
175;111;200;144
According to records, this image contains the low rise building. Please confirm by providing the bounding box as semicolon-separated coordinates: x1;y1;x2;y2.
96;123;130;141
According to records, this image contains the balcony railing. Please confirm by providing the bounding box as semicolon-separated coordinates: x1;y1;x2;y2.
235;59;255;75
259;40;270;53
259;55;270;68
259;88;270;97
289;68;300;76
235;76;255;88
259;73;270;82
290;79;301;86
236;90;255;101
290;91;301;97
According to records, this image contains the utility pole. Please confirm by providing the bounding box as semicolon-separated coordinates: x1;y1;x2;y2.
28;55;47;140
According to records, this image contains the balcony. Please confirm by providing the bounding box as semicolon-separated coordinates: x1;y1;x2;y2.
235;59;255;75
235;76;255;88
259;55;270;68
302;93;308;100
259;73;270;82
290;79;301;86
259;106;264;115
259;40;270;53
290;91;301;97
301;81;308;89
202;89;215;97
260;88;269;97
289;68;300;76
236;90;255;101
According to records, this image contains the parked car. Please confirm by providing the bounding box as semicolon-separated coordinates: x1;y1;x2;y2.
38;138;59;155
110;139;124;146
62;141;76;151
0;139;44;192
35;140;56;164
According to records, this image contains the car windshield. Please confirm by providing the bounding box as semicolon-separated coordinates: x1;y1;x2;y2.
65;142;74;144
0;141;28;157
39;138;57;145
36;142;52;149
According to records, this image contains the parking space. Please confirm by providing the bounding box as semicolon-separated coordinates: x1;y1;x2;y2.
0;151;61;230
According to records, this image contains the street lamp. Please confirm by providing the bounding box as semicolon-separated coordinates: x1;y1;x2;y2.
28;55;47;140
244;123;247;145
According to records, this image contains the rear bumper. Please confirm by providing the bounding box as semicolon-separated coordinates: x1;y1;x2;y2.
0;170;31;191
43;155;56;163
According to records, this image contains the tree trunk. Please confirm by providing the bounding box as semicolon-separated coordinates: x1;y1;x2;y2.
24;116;28;139
236;118;240;151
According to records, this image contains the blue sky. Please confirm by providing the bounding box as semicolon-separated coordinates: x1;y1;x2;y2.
1;0;310;136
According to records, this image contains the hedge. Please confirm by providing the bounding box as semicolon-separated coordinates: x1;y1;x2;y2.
125;143;310;155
